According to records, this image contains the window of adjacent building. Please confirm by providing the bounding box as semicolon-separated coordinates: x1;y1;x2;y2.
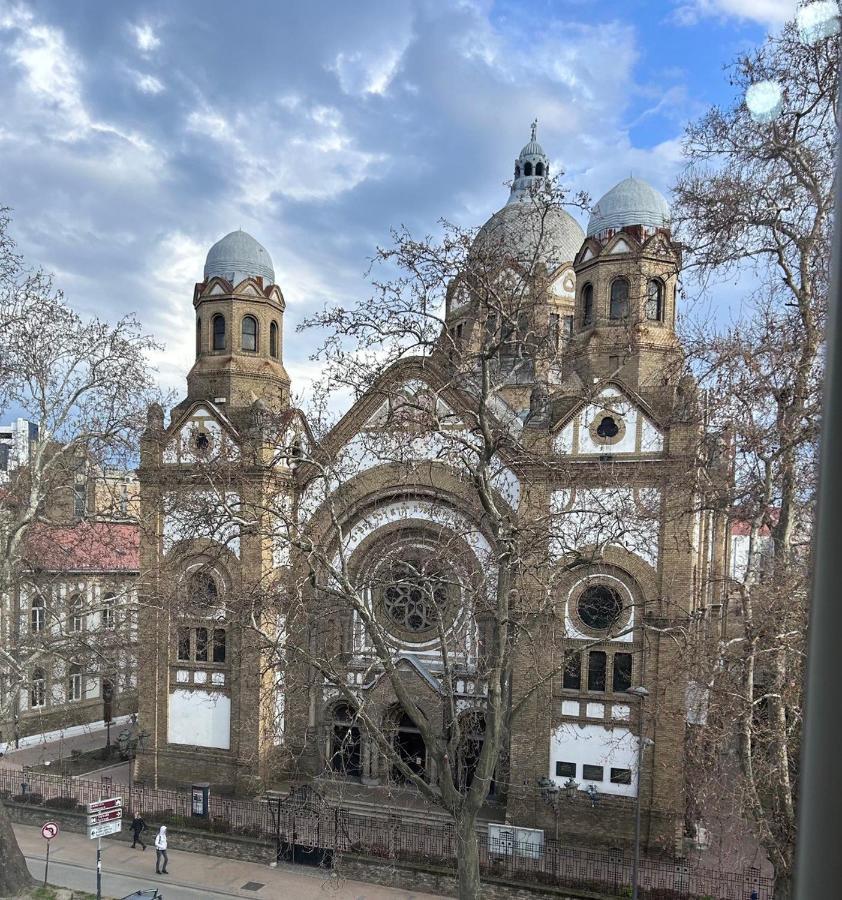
587;651;607;692
102;593;116;630
582;283;594;326
31;596;45;633
582;764;604;781
613;653;633;692
68;664;82;701
30;668;46;708
611;767;632;784
241;315;258;352
270;321;279;358
177;627;191;661
196;318;202;356
549;313;560;351
610;278;629;320
555;761;576;778
562;650;581;690
212;314;226;350
563;314;574;339
74;475;87;519
646;279;664;321
69;594;84;632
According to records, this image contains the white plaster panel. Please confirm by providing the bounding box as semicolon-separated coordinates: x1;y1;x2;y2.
168;689;230;749
586;702;605;718
611;704;630;721
550;486;661;570
561;700;580;716
553;388;662;456
549;723;639;798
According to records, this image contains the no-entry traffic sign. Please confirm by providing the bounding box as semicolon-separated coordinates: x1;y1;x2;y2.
41;821;59;840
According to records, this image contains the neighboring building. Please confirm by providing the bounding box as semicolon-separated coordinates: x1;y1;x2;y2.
0;422;139;746
0;418;38;483
136;128;727;854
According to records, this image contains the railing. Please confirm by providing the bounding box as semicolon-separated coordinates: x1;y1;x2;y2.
0;768;774;899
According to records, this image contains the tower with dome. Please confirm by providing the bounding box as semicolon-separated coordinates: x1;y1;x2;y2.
135;125;722;858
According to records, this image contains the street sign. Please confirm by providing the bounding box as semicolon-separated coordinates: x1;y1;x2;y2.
41;821;59;840
87;796;122;814
87;808;123;827
89;820;122;840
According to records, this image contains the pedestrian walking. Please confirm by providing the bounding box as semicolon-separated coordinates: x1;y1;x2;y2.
130;813;147;850
154;825;169;874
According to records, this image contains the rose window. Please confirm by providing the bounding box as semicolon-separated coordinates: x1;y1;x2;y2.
383;562;448;633
577;584;623;631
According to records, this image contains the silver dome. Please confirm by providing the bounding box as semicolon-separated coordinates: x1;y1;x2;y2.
204;230;275;285
474;199;585;271
587;177;670;238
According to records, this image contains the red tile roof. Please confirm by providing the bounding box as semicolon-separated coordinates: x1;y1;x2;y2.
24;521;139;573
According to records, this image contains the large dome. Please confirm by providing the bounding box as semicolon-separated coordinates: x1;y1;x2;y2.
473;200;585;271
204;230;275;285
587;177;670;238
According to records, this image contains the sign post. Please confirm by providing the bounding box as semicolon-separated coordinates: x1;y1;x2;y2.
86;796;122;900
40;821;59;887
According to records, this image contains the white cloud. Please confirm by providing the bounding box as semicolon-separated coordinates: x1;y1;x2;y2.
132;22;160;54
134;72;164;95
673;0;800;25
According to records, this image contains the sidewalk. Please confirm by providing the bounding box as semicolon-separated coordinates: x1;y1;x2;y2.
15;823;446;900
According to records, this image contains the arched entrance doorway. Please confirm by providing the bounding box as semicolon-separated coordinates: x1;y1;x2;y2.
391;711;427;783
329;703;362;778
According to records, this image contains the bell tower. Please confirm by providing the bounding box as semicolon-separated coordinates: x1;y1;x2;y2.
187;230;290;415
566;177;682;398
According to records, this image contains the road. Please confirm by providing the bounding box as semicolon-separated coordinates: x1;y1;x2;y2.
15;823;444;900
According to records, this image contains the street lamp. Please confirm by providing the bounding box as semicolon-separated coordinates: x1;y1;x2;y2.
536;776;562;841
627;685;653;900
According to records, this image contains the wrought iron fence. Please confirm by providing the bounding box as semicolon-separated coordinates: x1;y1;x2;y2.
0;767;774;899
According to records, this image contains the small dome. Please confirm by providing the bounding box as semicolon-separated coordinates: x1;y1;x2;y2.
474;201;585;271
519;137;545;159
204;230;275;285
587;177;670;238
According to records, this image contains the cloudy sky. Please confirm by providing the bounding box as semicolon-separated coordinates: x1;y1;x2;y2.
0;0;798;399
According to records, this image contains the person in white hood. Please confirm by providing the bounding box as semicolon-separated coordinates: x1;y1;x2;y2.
154;825;169;874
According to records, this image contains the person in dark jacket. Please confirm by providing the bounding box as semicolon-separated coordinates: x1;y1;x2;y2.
130;813;147;850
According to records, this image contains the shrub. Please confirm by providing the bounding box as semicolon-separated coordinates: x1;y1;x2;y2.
12;792;43;805
44;796;78;810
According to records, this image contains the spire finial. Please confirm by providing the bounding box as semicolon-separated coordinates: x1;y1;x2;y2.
530;118;538;142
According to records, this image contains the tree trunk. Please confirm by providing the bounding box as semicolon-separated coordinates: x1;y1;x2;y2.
0;798;31;895
773;869;792;900
455;811;482;900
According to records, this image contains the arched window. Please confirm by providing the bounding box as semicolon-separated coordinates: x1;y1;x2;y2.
31;668;46;708
241;315;258;352
646;279;663;321
212;314;226;350
68;664;83;701
535;161;545;177
524;161;533;177
188;571;219;615
195;318;201;356
69;593;84;632
610;278;629;320
330;703;362;777
514;164;521;179
102;592;116;630
31;596;45;633
270;321;279;358
582;283;594;326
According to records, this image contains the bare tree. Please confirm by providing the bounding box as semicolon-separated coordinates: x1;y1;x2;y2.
673;17;836;899
0;209;161;894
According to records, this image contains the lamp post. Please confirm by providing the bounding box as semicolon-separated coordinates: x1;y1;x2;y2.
627;685;653;900
536;775;562;841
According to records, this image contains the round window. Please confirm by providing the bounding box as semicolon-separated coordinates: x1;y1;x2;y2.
383;560;448;634
596;416;619;438
577;585;623;631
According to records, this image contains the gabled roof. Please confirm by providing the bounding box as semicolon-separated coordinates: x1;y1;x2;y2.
550;378;664;434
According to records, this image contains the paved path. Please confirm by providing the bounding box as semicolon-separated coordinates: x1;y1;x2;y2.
15;823;446;900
